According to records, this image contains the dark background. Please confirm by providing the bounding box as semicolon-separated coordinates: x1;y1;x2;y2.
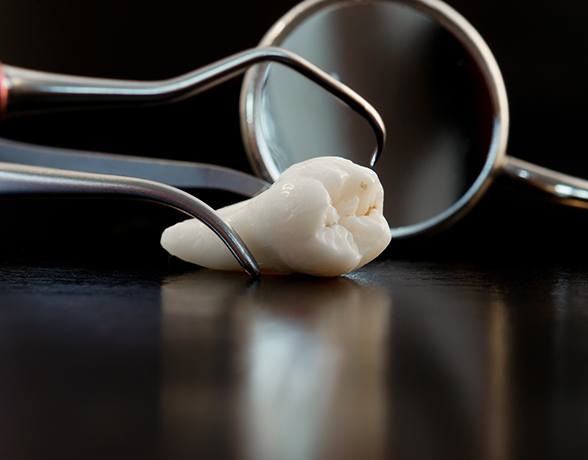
0;0;586;264
0;3;587;460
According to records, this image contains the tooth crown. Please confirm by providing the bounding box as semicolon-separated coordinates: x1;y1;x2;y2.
161;157;391;277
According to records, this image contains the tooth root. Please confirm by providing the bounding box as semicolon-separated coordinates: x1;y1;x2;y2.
161;157;392;277
162;216;239;272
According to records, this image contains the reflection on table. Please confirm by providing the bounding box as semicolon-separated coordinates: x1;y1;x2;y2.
0;261;586;460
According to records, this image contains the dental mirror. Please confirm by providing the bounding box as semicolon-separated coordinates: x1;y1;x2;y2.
241;0;588;238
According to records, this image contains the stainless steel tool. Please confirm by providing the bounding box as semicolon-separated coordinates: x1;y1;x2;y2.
240;0;588;238
0;47;386;276
5;0;579;266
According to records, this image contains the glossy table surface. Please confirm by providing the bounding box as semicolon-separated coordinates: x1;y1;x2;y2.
1;256;587;460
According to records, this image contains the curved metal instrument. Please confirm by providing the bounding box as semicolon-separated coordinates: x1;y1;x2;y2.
0;47;385;167
0;47;387;275
0;161;261;277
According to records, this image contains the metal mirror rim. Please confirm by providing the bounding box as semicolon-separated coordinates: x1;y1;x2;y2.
239;0;510;238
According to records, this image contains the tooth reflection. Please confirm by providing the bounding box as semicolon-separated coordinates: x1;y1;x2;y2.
486;298;511;460
160;271;393;460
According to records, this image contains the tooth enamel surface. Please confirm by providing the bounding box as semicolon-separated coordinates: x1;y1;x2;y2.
161;157;391;276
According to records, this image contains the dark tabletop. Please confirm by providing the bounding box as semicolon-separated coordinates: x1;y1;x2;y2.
1;251;587;460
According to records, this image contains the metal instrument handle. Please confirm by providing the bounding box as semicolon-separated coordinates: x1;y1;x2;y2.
0;162;261;277
0;47;385;167
503;156;588;209
0;138;270;197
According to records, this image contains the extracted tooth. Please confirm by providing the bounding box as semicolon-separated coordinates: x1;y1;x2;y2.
161;156;391;276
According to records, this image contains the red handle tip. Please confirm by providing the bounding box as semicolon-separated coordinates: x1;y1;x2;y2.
0;64;7;118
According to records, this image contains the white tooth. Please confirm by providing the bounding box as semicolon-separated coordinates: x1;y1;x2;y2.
161;156;392;276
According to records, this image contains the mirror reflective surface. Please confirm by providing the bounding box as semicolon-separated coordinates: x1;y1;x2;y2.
257;1;494;229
